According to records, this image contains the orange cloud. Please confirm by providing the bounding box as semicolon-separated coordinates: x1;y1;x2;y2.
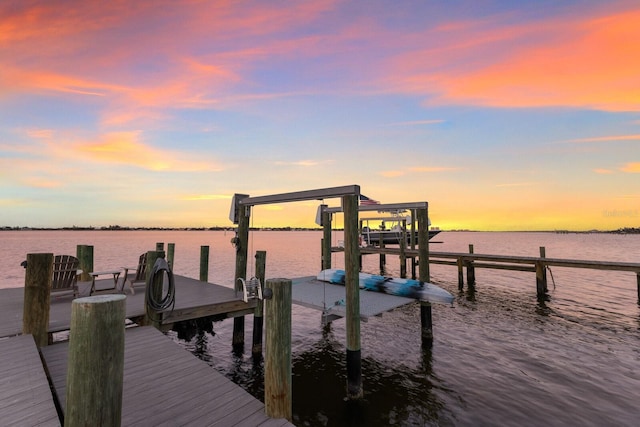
76;131;222;172
387;7;640;112
620;162;640;173
409;166;460;173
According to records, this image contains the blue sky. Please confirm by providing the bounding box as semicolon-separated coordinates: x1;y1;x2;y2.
1;0;638;230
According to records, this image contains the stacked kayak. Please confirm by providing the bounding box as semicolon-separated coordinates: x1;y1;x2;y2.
316;269;454;305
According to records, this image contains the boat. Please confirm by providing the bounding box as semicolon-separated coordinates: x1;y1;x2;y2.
317;269;454;305
361;224;441;246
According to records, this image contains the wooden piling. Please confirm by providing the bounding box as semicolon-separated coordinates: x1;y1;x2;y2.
155;242;164;251
536;246;548;299
343;194;362;399
322;206;332;270
76;245;93;282
65;294;126;427
22;253;53;348
144;250;164;329
252;250;267;357
467;244;476;288
233;202;250;348
399;220;407;278
417;207;433;343
167;243;175;269
200;245;209;282
379;238;386;274
637;273;640;303
264;278;292;421
457;258;464;290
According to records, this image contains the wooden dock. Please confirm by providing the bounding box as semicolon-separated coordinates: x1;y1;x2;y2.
0;335;60;426
41;326;292;426
0;277;293;426
0;274;256;339
350;246;640;299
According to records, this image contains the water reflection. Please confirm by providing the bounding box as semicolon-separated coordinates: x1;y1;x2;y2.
291;324;449;426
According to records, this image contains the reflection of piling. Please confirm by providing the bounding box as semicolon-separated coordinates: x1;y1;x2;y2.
65;294;125;426
22;253;53;347
200;245;209;282
252;251;267;357
264;278;292;421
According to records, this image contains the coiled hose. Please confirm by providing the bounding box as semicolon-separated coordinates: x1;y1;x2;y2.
145;257;176;318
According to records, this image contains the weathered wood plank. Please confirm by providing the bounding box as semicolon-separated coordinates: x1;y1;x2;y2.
0;334;60;426
40;326;293;426
0;274;256;338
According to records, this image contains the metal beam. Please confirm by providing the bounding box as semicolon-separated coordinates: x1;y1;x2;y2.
240;185;360;206
325;201;428;214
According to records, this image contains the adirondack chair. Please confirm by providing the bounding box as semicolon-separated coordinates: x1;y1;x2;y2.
52;255;82;298
123;252;148;295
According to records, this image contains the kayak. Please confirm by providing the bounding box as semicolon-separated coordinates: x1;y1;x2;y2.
316;269;454;305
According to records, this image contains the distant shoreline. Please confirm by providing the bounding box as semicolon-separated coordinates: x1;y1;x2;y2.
2;226;639;234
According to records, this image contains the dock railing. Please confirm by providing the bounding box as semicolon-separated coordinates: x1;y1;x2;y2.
355;246;640;301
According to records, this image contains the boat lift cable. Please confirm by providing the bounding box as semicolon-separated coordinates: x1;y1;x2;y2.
145;257;176;320
547;266;557;290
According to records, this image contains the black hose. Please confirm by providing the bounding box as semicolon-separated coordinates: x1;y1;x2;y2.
145;257;176;316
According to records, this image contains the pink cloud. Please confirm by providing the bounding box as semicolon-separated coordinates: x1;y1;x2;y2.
384;6;640;112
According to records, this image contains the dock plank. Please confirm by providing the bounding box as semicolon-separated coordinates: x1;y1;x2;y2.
0;275;256;339
40;326;293;426
0;335;60;426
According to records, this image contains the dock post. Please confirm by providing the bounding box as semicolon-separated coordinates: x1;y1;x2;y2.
410;209;417;279
538;246;548;292
156;242;164;251
535;247;548;299
167;243;175;269
144;250;165;329
457;258;464;290
344;194;362;399
22;253;53;347
200;245;209;282
379;238;386;274
467;244;476;288
233;201;250;349
76;245;93;282
264;278;292;421
65;294;125;427
322;206;332;270
417;207;433;345
637;272;640;304
399;220;407;278
252;250;267;357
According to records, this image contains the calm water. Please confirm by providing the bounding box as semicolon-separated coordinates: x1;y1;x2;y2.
2;230;639;426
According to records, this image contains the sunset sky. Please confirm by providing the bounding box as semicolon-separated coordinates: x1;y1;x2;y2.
1;0;638;231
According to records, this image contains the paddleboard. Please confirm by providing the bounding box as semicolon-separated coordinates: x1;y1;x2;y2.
316;269;454;305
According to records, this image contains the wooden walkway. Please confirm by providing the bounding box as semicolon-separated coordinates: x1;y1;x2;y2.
40;326;291;426
0;275;256;339
0;334;60;426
